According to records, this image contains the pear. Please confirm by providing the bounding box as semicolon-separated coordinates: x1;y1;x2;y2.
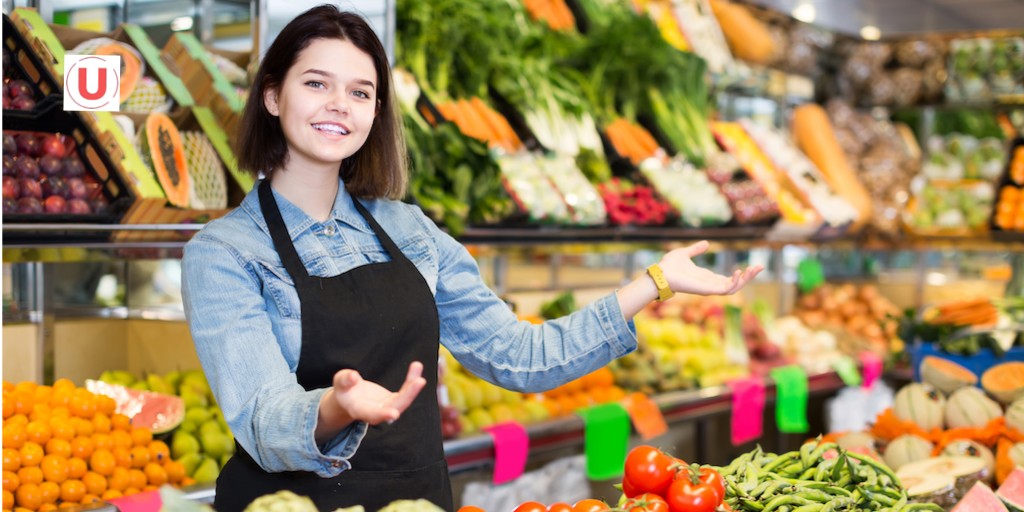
219;453;232;469
200;429;232;460
181;389;209;409
199;419;223;438
146;374;175;395
164;370;184;393
178;452;204;477
171;431;201;459
129;381;151;392
184;407;213;426
192;457;220;484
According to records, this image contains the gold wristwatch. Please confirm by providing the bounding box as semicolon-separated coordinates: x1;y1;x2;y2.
646;264;674;302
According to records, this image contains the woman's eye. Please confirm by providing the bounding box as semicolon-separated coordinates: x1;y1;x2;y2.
306;81;325;89
353;90;370;99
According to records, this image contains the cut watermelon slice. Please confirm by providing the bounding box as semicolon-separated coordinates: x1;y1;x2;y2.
999;468;1024;512
953;481;1009;512
85;379;184;434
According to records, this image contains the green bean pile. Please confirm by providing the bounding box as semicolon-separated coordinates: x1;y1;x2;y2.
714;440;944;512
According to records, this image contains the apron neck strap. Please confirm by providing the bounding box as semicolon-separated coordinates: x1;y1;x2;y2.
258;180;311;283
350;195;404;262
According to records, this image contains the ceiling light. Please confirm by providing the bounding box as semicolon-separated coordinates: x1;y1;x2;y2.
860;25;881;40
170;16;194;31
791;4;816;23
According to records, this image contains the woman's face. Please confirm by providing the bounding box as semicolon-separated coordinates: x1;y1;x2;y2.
264;37;378;175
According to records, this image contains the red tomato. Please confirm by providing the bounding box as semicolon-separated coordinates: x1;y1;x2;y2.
513;502;547;512
459;507;486;512
571;499;609;512
548;503;573;512
623;493;669;512
622;476;640;498
623;446;674;496
665;477;720;512
695;466;725;503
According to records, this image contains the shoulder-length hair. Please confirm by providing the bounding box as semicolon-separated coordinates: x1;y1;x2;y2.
236;4;407;200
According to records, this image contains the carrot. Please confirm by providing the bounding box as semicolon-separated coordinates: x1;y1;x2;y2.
605;120;632;157
630;121;661;155
470;97;509;149
488;109;523;152
435;101;457;123
551;0;575;31
456;98;491;141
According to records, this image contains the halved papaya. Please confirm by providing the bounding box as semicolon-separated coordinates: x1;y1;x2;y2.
140;113;191;207
95;43;142;103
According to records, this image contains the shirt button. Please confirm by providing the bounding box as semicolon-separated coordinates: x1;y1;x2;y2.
323;224;336;236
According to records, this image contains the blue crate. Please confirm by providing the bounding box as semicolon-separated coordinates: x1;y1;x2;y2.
910;342;1024;382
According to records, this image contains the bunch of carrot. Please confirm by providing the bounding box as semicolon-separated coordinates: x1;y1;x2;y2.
604;118;661;165
927;297;1000;327
434;97;524;154
523;0;577;32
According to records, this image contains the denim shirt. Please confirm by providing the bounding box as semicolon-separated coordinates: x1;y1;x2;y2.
181;179;638;478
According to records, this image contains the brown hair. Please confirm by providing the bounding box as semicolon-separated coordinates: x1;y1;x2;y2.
236;4;407;199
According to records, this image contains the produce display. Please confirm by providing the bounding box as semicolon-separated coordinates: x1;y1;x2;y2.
704;150;780;225
638;157;732;227
994;142;1024;233
596;178;672;226
2;131;112;216
94;369;234;485
947;37;1024;102
2;379;191;511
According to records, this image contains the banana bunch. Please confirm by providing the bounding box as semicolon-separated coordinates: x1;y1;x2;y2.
714;439;944;512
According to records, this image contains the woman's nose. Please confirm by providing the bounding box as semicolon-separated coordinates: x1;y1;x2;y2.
327;94;350;113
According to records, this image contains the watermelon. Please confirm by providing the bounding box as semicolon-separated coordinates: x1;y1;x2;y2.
85;379;185;434
953;481;1009;512
998;468;1024;511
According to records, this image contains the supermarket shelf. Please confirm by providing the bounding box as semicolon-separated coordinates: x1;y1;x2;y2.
443;370;846;474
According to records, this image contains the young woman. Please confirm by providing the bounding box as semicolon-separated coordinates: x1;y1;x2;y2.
181;5;762;511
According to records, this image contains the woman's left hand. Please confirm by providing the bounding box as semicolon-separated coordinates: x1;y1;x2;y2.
660;240;763;296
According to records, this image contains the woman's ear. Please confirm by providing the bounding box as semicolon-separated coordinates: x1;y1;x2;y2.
264;87;280;116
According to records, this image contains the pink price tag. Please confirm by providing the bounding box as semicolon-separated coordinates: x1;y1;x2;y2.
483;421;529;485
859;351;883;389
727;377;766;446
107;490;162;512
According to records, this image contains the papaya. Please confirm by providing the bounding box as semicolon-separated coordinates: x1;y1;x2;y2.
139;113;191;207
921;356;978;395
95;42;143;103
983;362;1024;405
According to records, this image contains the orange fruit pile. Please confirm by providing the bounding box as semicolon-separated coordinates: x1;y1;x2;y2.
2;379;190;511
534;367;626;418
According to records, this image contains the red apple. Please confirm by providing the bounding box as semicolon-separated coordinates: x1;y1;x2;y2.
2;175;19;199
15;133;39;156
39;134;64;158
43;195;66;213
7;80;32;99
18;177;42;199
16;196;42;214
3;197;16;213
38;154;63;175
89;195;110;214
11;96;36;111
3;134;15;155
2;155;14;176
66;198;91;214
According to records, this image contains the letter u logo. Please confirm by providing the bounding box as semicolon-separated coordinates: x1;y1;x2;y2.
76;67;107;101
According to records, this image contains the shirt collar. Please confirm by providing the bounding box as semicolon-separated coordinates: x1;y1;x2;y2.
242;179;370;239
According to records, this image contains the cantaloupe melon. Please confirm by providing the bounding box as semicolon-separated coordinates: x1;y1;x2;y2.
883;434;934;471
983;362;1024;405
921;356;978;395
894;382;947;430
898;456;990;499
945;386;1004;428
138;113;191;207
902;473;956;509
1006;399;1024;433
943;440;996;478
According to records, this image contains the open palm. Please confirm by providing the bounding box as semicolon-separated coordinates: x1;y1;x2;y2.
330;362;426;426
660;241;763;296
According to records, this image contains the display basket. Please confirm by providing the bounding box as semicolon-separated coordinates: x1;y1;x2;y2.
2;14;62;115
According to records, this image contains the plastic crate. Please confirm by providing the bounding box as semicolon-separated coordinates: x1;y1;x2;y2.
909;341;1024;382
2;14;62;114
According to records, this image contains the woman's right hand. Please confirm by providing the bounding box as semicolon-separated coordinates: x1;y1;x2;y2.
330;361;426;425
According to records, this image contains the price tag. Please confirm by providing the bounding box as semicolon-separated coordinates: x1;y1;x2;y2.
796;257;825;293
622;392;668;440
859;351;883;389
107;490;162;512
771;365;809;434
576;402;630;480
832;356;862;387
727;377;766;446
482;421;529;485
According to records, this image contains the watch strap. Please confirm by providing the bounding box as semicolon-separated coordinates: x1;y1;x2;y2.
646;264;674;302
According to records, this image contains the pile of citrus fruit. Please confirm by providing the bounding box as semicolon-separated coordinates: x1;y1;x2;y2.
2;379;190;511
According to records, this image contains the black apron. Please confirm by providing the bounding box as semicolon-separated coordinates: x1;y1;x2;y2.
213;181;453;511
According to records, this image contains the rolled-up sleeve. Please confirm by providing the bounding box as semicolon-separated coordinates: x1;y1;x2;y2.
181;234;366;476
422;220;638;393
